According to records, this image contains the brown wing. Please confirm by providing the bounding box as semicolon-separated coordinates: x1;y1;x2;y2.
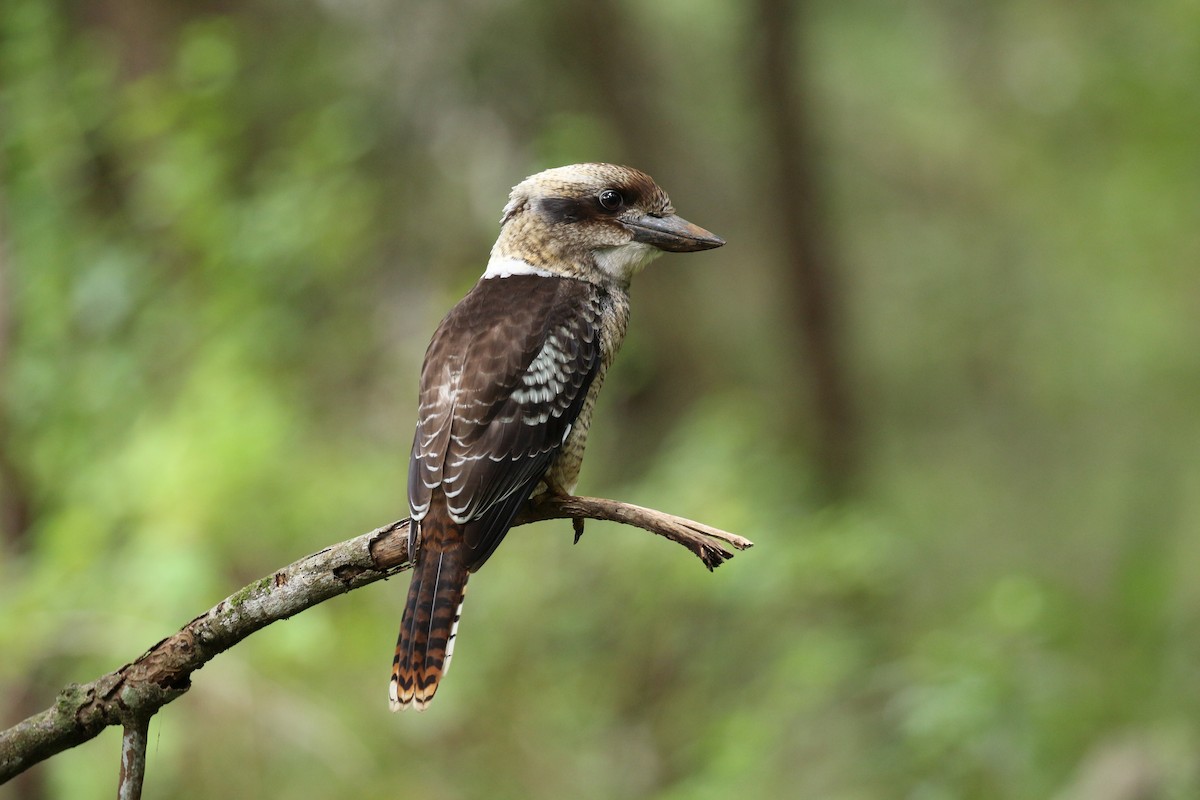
408;275;602;570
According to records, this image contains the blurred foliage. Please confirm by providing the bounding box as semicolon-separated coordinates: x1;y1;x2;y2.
3;0;1200;798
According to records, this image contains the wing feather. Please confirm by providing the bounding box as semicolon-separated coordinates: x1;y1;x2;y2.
409;275;602;570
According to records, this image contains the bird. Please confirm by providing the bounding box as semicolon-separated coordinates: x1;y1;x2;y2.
390;163;724;710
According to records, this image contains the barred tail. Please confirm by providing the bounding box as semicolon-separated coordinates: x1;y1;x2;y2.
390;512;468;711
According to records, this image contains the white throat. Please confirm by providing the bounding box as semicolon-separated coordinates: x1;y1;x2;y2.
593;241;661;284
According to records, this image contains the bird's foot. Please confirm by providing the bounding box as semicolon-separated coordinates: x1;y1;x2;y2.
529;485;585;544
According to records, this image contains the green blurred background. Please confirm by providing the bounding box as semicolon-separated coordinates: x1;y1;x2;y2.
3;1;1199;798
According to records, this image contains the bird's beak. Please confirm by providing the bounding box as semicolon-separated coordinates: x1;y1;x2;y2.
624;213;725;253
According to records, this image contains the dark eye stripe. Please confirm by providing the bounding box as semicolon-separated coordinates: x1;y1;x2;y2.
536;196;593;224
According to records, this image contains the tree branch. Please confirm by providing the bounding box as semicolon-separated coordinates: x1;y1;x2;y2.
519;495;752;570
117;716;150;800
0;496;750;784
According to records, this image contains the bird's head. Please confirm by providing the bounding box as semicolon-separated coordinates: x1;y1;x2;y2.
488;163;724;286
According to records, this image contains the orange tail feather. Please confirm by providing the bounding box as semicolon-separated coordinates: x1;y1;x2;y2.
390;512;468;711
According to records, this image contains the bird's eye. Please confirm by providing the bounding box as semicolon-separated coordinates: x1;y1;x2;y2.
598;189;623;211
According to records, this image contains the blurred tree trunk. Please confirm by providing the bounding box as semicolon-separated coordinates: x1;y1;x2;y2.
0;4;212;796
0;183;45;800
552;0;663;166
753;0;859;499
73;0;233;79
0;204;30;550
551;1;716;475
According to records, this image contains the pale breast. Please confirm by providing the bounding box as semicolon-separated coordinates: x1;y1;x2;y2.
541;286;630;494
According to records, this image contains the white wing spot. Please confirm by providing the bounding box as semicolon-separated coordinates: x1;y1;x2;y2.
512;334;575;406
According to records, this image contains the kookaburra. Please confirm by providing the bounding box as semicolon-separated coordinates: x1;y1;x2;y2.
390;163;724;710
